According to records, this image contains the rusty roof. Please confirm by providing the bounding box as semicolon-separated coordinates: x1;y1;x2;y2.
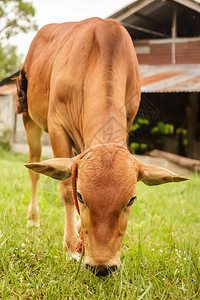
140;64;200;92
0;84;17;95
0;65;200;96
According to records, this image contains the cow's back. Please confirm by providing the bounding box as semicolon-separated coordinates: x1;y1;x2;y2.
22;18;140;144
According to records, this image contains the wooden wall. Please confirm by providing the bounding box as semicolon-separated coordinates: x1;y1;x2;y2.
0;95;15;135
134;39;200;65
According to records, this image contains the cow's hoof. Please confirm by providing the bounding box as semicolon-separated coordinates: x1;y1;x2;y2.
27;206;40;227
27;219;40;227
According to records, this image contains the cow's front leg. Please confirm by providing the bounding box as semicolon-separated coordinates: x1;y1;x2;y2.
60;180;80;261
48;123;80;260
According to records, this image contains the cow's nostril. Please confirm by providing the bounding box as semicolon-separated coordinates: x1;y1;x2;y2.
86;264;117;276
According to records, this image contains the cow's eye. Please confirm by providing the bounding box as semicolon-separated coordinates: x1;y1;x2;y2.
77;192;84;204
127;195;137;207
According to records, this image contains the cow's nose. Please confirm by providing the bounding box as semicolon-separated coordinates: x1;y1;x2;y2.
86;264;117;276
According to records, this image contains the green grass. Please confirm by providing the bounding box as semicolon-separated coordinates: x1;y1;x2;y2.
0;149;200;299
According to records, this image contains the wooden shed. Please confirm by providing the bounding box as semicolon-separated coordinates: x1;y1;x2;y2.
109;0;200;159
0;72;18;145
0;71;50;150
1;1;200;160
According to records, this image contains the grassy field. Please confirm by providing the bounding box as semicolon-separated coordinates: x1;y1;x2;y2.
0;149;200;299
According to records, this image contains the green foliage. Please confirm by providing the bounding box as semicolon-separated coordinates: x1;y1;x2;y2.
130;118;149;132
0;0;38;40
0;0;38;80
176;128;187;135
130;142;148;151
0;129;11;150
151;122;174;135
0;150;199;299
0;44;22;79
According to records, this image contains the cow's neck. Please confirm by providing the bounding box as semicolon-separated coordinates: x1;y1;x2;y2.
78;57;128;151
83;101;127;150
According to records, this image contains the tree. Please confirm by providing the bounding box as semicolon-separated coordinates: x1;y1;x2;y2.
0;0;38;80
0;44;22;79
0;0;37;40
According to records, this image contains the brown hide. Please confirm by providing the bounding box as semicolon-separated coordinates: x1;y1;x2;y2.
21;18;140;145
21;18;188;276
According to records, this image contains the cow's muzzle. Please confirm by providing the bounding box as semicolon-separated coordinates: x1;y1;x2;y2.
86;264;117;276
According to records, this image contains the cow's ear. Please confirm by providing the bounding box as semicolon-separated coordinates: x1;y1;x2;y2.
24;158;76;180
133;157;189;186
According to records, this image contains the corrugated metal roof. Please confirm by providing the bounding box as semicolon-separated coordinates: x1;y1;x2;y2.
0;66;199;95
0;70;19;87
0;84;16;95
140;64;200;92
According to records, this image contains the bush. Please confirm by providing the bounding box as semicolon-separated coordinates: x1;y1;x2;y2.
0;129;11;151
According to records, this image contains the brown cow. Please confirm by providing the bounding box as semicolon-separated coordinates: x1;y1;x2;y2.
17;18;187;276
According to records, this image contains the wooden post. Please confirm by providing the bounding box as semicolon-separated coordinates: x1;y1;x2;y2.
12;95;18;145
186;93;199;158
171;4;177;64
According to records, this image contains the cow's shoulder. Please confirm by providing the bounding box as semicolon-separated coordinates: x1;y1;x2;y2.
23;22;77;75
27;22;77;52
88;18;132;60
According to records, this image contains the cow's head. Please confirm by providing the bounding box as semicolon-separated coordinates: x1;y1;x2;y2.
25;144;188;276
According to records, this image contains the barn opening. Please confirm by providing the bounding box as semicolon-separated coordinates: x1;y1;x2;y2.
109;0;200;159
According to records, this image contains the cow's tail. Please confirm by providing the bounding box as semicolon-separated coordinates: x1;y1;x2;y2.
16;68;28;114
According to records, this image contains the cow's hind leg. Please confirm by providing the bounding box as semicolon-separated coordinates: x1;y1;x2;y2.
23;113;43;227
